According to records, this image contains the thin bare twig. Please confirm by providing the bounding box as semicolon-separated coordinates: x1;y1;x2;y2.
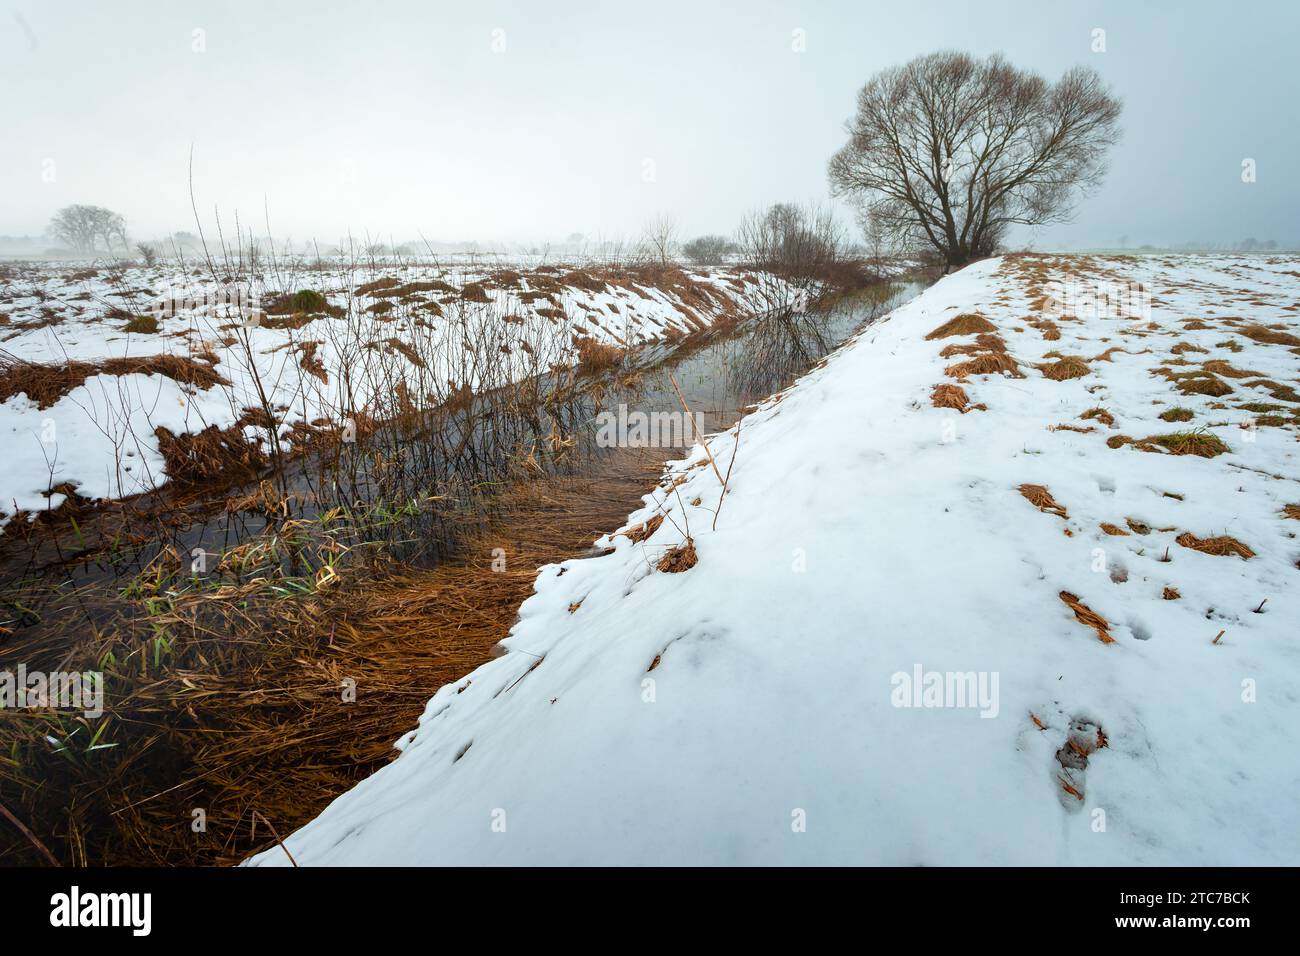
0;800;61;866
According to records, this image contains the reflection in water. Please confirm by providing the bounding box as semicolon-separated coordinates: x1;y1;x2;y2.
0;281;923;595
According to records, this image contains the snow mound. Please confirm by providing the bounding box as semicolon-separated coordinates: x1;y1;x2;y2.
248;254;1300;865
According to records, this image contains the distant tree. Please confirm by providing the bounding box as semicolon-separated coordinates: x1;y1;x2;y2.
135;241;159;266
681;235;737;266
639;214;678;265
50;204;128;254
829;51;1122;269
738;203;841;280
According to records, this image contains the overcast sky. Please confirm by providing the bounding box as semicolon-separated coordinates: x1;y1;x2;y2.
3;0;1297;249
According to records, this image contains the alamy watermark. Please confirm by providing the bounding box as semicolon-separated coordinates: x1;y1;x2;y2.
890;664;999;718
595;403;712;448
1;664;103;718
1041;278;1151;322
151;283;261;325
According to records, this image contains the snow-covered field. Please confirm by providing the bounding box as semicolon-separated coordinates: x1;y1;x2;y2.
0;260;791;526
248;253;1300;866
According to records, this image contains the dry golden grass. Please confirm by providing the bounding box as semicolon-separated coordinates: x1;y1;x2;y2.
925;312;997;340
0;354;228;409
1099;523;1129;536
1283;504;1300;520
385;337;425;368
1019;483;1068;519
0;448;667;866
939;333;1010;359
1237;323;1300;347
1039;355;1091;381
1125;518;1151;534
622;513;665;542
121;314;160;334
1080;406;1115;427
1162;586;1181;600
153;423;270;483
930;383;985;413
656;537;698;573
1159;407;1194;423
1201;359;1261;379
1176;532;1256;560
1031;318;1062;341
945;350;1023;380
1149;431;1231;458
1059;591;1115;643
1173;373;1234;397
297;341;328;382
1242;379;1300;403
574;336;627;375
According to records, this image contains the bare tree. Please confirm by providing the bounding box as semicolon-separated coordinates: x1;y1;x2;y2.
49;204;128;254
135;241;159;266
737;202;843;313
681;234;737;266
828;51;1121;269
639;214;678;265
738;203;841;281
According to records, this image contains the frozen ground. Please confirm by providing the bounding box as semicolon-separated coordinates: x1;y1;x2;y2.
246;253;1300;866
0;259;793;526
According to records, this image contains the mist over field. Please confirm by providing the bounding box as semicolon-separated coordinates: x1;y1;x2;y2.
2;0;1297;252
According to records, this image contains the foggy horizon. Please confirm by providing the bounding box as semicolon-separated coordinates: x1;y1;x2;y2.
4;0;1299;250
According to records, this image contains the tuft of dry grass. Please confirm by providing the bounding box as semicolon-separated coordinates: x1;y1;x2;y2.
1148;430;1231;458
945;350;1022;380
1162;586;1181;600
1173;373;1233;397
574;336;626;375
1237;323;1300;347
154;423;269;483
1099;522;1129;536
1059;590;1115;643
622;513;665;542
925;312;997;340
1242;379;1300;403
1176;531;1255;560
1202;359;1261;379
1039;355;1091;381
1019;483;1068;519
121;314;160;334
1080;407;1115;427
930;383;985;413
1283;504;1300;521
656;537;698;573
1125;517;1151;534
1159;407;1194;422
0;353;228;409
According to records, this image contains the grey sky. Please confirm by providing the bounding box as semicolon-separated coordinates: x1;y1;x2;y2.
3;0;1297;248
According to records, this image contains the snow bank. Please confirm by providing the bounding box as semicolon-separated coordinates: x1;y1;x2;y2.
0;262;789;525
244;254;1300;865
